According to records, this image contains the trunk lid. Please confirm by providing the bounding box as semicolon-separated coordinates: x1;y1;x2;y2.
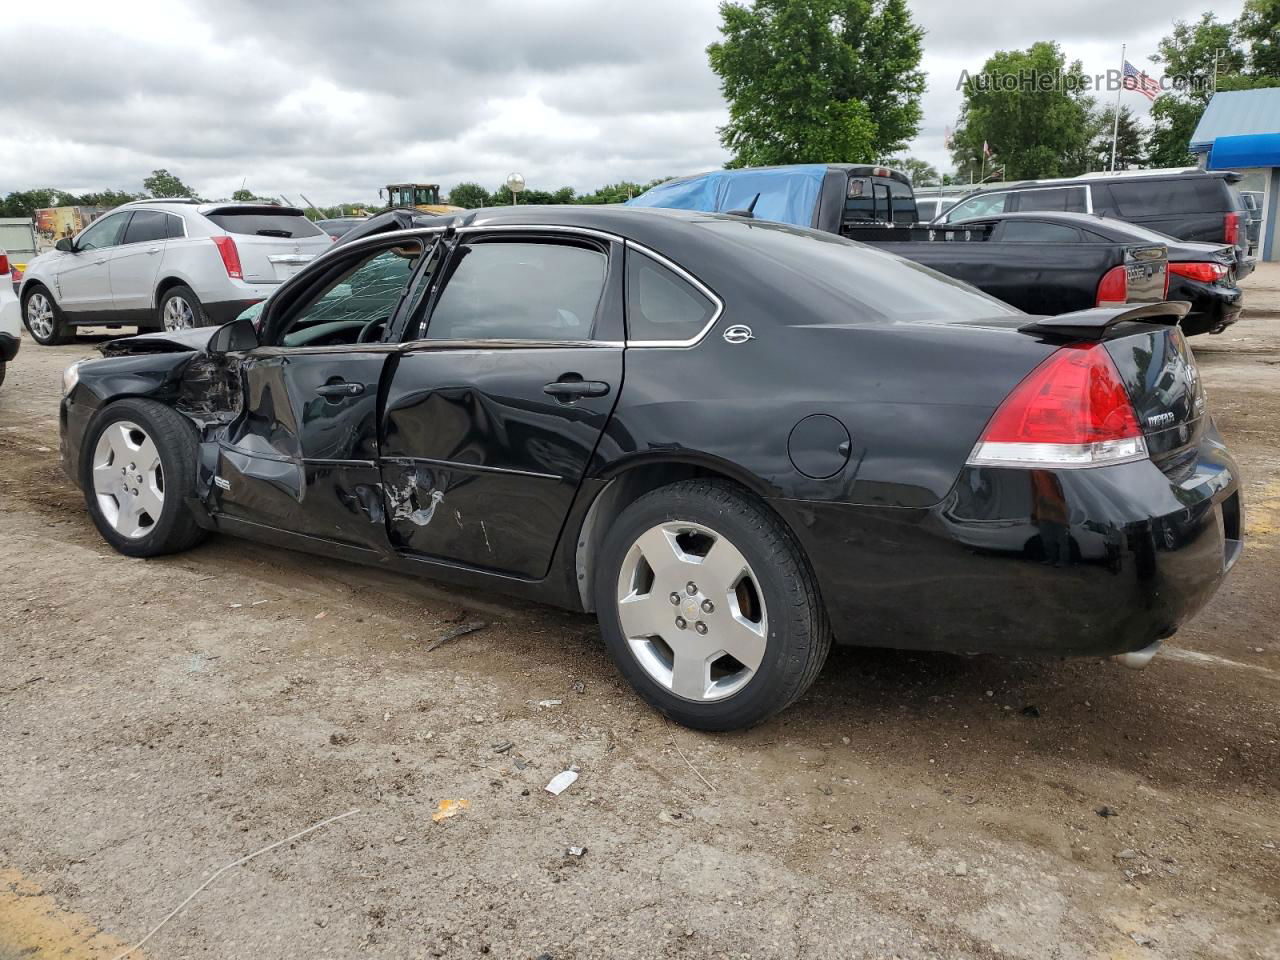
201;205;333;283
1121;244;1168;304
1104;325;1207;471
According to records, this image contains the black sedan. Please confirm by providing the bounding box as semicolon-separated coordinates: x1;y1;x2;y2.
58;206;1243;730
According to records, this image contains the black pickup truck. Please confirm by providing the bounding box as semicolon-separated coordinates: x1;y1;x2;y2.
626;164;1239;332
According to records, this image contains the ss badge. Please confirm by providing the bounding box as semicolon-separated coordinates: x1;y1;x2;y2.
723;325;755;345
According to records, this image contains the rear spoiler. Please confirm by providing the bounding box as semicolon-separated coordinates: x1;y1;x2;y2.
1018;301;1191;340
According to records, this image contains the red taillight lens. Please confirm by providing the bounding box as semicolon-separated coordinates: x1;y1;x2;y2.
1224;211;1241;246
0;251;8;275
1096;265;1128;305
211;235;242;279
1170;261;1228;283
968;343;1147;468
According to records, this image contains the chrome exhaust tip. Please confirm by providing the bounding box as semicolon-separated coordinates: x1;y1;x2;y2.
1112;640;1163;670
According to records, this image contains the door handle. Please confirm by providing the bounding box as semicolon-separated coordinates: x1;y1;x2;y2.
316;381;365;399
94;258;106;265
544;378;610;400
146;246;161;255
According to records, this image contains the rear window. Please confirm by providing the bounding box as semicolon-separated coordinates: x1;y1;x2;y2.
1012;187;1087;213
205;212;323;238
1107;178;1229;217
708;220;1021;323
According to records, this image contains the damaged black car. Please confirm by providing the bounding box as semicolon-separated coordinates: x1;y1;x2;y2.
60;206;1243;730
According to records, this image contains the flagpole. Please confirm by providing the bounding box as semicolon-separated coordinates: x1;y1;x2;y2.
1110;43;1125;172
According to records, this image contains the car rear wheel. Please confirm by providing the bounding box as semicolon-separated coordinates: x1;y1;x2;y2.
22;287;69;345
158;285;207;331
82;398;207;557
595;480;830;731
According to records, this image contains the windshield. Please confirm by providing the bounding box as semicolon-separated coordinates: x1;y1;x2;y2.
704;219;1022;323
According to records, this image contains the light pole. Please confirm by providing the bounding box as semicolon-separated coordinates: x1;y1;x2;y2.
506;172;525;206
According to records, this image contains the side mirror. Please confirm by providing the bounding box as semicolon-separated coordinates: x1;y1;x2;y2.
207;316;260;354
54;237;75;253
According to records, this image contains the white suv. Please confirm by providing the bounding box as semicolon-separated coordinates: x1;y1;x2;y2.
0;247;19;385
18;200;333;345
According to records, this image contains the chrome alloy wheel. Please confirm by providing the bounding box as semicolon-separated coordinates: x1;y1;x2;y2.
91;421;164;539
26;292;54;340
162;295;195;331
615;521;768;702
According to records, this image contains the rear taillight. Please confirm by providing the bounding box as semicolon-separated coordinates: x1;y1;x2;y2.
0;251;8;275
967;343;1147;468
1170;261;1228;283
211;235;242;279
1224;211;1242;246
1096;265;1127;306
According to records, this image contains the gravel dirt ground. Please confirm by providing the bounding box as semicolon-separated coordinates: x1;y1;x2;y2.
1;269;1278;960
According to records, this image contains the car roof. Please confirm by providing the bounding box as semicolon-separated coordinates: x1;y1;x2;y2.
963;167;1239;194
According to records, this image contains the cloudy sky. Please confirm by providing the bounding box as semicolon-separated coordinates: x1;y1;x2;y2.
0;0;1246;204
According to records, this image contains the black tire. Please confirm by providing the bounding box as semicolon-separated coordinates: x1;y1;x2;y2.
81;398;207;558
21;285;70;345
157;284;209;331
594;479;830;731
0;360;5;388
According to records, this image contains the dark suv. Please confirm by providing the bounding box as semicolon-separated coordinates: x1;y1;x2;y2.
938;169;1254;277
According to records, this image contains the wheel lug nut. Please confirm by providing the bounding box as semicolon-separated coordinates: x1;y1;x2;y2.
128;463;135;470
694;621;708;635
686;582;697;595
701;600;714;614
669;592;680;605
675;616;687;630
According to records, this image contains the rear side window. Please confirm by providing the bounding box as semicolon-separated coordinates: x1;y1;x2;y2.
427;241;606;341
1013;187;1087;213
1107;178;1227;217
122;210;171;244
626;249;717;343
166;214;185;239
205;212;323;238
998;221;1081;243
888;180;917;225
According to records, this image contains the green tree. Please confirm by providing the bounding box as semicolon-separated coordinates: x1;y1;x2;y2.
1239;0;1280;76
576;179;669;204
448;182;491;208
1146;14;1243;168
951;43;1094;180
143;168;199;199
884;157;938;184
1090;106;1146;170
707;0;924;167
1;188;74;216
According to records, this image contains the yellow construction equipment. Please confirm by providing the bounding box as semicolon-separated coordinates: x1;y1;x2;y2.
382;183;463;216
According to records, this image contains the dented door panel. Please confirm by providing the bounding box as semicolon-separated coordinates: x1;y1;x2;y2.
210;348;393;548
380;344;622;577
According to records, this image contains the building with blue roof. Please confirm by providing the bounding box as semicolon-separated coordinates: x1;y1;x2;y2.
1192;88;1280;261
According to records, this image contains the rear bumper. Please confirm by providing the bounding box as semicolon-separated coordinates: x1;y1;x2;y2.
1169;277;1244;336
773;434;1241;657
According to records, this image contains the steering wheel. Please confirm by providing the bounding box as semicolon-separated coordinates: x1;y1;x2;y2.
356;317;385;344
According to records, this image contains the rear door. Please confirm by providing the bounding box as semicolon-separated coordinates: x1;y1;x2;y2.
380;230;623;577
983;219;1108;314
201;207;333;283
109;209;175;315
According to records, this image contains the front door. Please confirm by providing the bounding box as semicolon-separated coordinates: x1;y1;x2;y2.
57;210;131;316
208;235;438;550
381;232;624;578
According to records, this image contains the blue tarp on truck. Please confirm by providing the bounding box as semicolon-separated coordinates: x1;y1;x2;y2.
626;165;828;229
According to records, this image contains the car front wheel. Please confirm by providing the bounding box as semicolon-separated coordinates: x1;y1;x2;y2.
22;287;69;345
595;480;830;731
158;285;208;331
82;398;207;557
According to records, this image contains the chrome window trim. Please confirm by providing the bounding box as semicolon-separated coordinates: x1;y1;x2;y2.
622;241;724;348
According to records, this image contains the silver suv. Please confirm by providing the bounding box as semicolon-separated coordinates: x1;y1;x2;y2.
18;200;333;345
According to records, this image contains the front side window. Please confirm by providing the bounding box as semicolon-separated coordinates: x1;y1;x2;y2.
122;210;171;245
77;212;130;251
998;221;1081;243
276;242;425;347
626;250;716;343
426;241;606;341
945;191;1008;223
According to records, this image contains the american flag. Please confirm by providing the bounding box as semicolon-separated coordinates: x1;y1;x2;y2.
1123;61;1161;101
